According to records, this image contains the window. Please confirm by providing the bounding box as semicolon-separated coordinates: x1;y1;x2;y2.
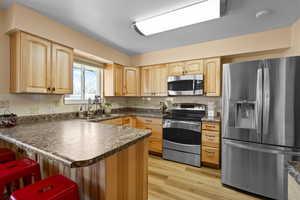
65;61;102;104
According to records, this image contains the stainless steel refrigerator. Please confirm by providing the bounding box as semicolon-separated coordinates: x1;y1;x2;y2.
222;56;300;200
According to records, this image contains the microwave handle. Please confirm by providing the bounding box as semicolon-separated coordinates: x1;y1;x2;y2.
193;79;195;95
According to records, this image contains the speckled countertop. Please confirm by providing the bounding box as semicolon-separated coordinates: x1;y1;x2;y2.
87;112;164;122
287;161;300;185
0;119;151;168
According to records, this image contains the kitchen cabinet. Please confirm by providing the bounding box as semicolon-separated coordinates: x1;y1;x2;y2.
51;43;73;94
204;57;221;96
201;121;221;168
136;117;163;154
167;59;203;76
123;67;140;96
104;63;124;96
141;65;167;96
167;62;185;76
10;31;73;94
101;117;136;128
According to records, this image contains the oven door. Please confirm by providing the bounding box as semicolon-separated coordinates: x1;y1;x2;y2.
168;75;195;96
163;119;201;154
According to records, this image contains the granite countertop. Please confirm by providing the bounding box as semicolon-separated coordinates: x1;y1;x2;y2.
87;112;164;122
0;120;151;168
287;161;300;185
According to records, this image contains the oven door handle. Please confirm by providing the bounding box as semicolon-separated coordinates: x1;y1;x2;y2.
163;120;201;132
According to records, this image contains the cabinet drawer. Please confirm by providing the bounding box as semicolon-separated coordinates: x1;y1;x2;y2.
202;146;219;165
149;137;162;154
142;124;162;139
202;130;220;148
136;117;162;126
202;122;220;131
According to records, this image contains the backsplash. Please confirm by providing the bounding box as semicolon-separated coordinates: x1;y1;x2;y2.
124;96;221;112
0;94;221;116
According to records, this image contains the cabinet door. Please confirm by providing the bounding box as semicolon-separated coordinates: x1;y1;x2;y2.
123;67;139;96
204;57;221;96
167;62;185;76
114;64;123;96
185;59;204;75
21;32;51;93
141;67;154;96
51;43;73;94
157;65;168;96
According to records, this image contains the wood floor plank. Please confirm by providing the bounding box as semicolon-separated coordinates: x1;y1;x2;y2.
148;155;264;200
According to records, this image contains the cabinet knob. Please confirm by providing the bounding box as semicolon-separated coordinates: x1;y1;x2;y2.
47;87;51;91
51;87;55;92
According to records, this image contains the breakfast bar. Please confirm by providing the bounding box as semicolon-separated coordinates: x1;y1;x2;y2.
0;120;151;200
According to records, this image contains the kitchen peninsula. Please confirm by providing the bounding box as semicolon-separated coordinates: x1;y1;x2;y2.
0;119;151;200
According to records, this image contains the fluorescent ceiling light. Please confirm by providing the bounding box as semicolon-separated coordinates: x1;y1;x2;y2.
133;0;226;36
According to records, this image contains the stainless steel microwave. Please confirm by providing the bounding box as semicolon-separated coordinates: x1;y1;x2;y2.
167;74;204;96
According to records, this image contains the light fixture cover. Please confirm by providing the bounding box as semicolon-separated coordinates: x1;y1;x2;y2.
133;0;226;36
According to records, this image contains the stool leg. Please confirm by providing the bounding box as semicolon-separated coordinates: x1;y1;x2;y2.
23;176;32;186
33;166;41;182
0;184;6;200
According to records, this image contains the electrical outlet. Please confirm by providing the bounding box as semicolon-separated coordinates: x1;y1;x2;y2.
0;100;10;109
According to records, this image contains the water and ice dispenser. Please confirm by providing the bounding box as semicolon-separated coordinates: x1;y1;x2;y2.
230;100;257;130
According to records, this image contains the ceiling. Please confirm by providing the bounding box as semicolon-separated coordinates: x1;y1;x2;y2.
1;0;300;55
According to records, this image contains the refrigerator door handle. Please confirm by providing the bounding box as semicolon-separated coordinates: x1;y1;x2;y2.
223;140;289;155
263;63;270;136
256;68;263;137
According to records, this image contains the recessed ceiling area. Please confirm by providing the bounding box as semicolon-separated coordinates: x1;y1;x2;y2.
1;0;300;55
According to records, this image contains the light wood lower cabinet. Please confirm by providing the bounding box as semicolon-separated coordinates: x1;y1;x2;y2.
136;117;163;154
201;121;221;168
10;31;73;94
100;117;163;155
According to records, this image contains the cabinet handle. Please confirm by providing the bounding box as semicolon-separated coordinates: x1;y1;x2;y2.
204;150;215;155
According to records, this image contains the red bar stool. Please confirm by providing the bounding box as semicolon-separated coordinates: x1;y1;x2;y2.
0;149;15;164
0;158;41;200
10;175;80;200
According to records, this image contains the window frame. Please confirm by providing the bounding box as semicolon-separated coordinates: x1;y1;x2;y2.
64;61;103;105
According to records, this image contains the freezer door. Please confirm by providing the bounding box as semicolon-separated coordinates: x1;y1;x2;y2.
222;139;291;200
262;57;300;147
222;61;263;143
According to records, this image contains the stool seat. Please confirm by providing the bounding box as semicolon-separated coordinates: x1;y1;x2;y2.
10;175;80;200
0;149;15;164
0;158;41;199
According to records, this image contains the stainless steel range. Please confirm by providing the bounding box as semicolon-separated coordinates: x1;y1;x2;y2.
162;103;206;167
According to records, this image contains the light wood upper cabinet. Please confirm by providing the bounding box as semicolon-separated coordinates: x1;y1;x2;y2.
141;65;167;96
51;43;73;94
123;67;140;96
10;31;73;94
114;64;123;96
168;59;203;76
104;63;123;96
185;59;204;75
167;62;185;76
204;57;221;96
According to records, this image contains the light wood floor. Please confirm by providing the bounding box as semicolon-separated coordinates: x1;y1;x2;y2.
148;156;265;200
